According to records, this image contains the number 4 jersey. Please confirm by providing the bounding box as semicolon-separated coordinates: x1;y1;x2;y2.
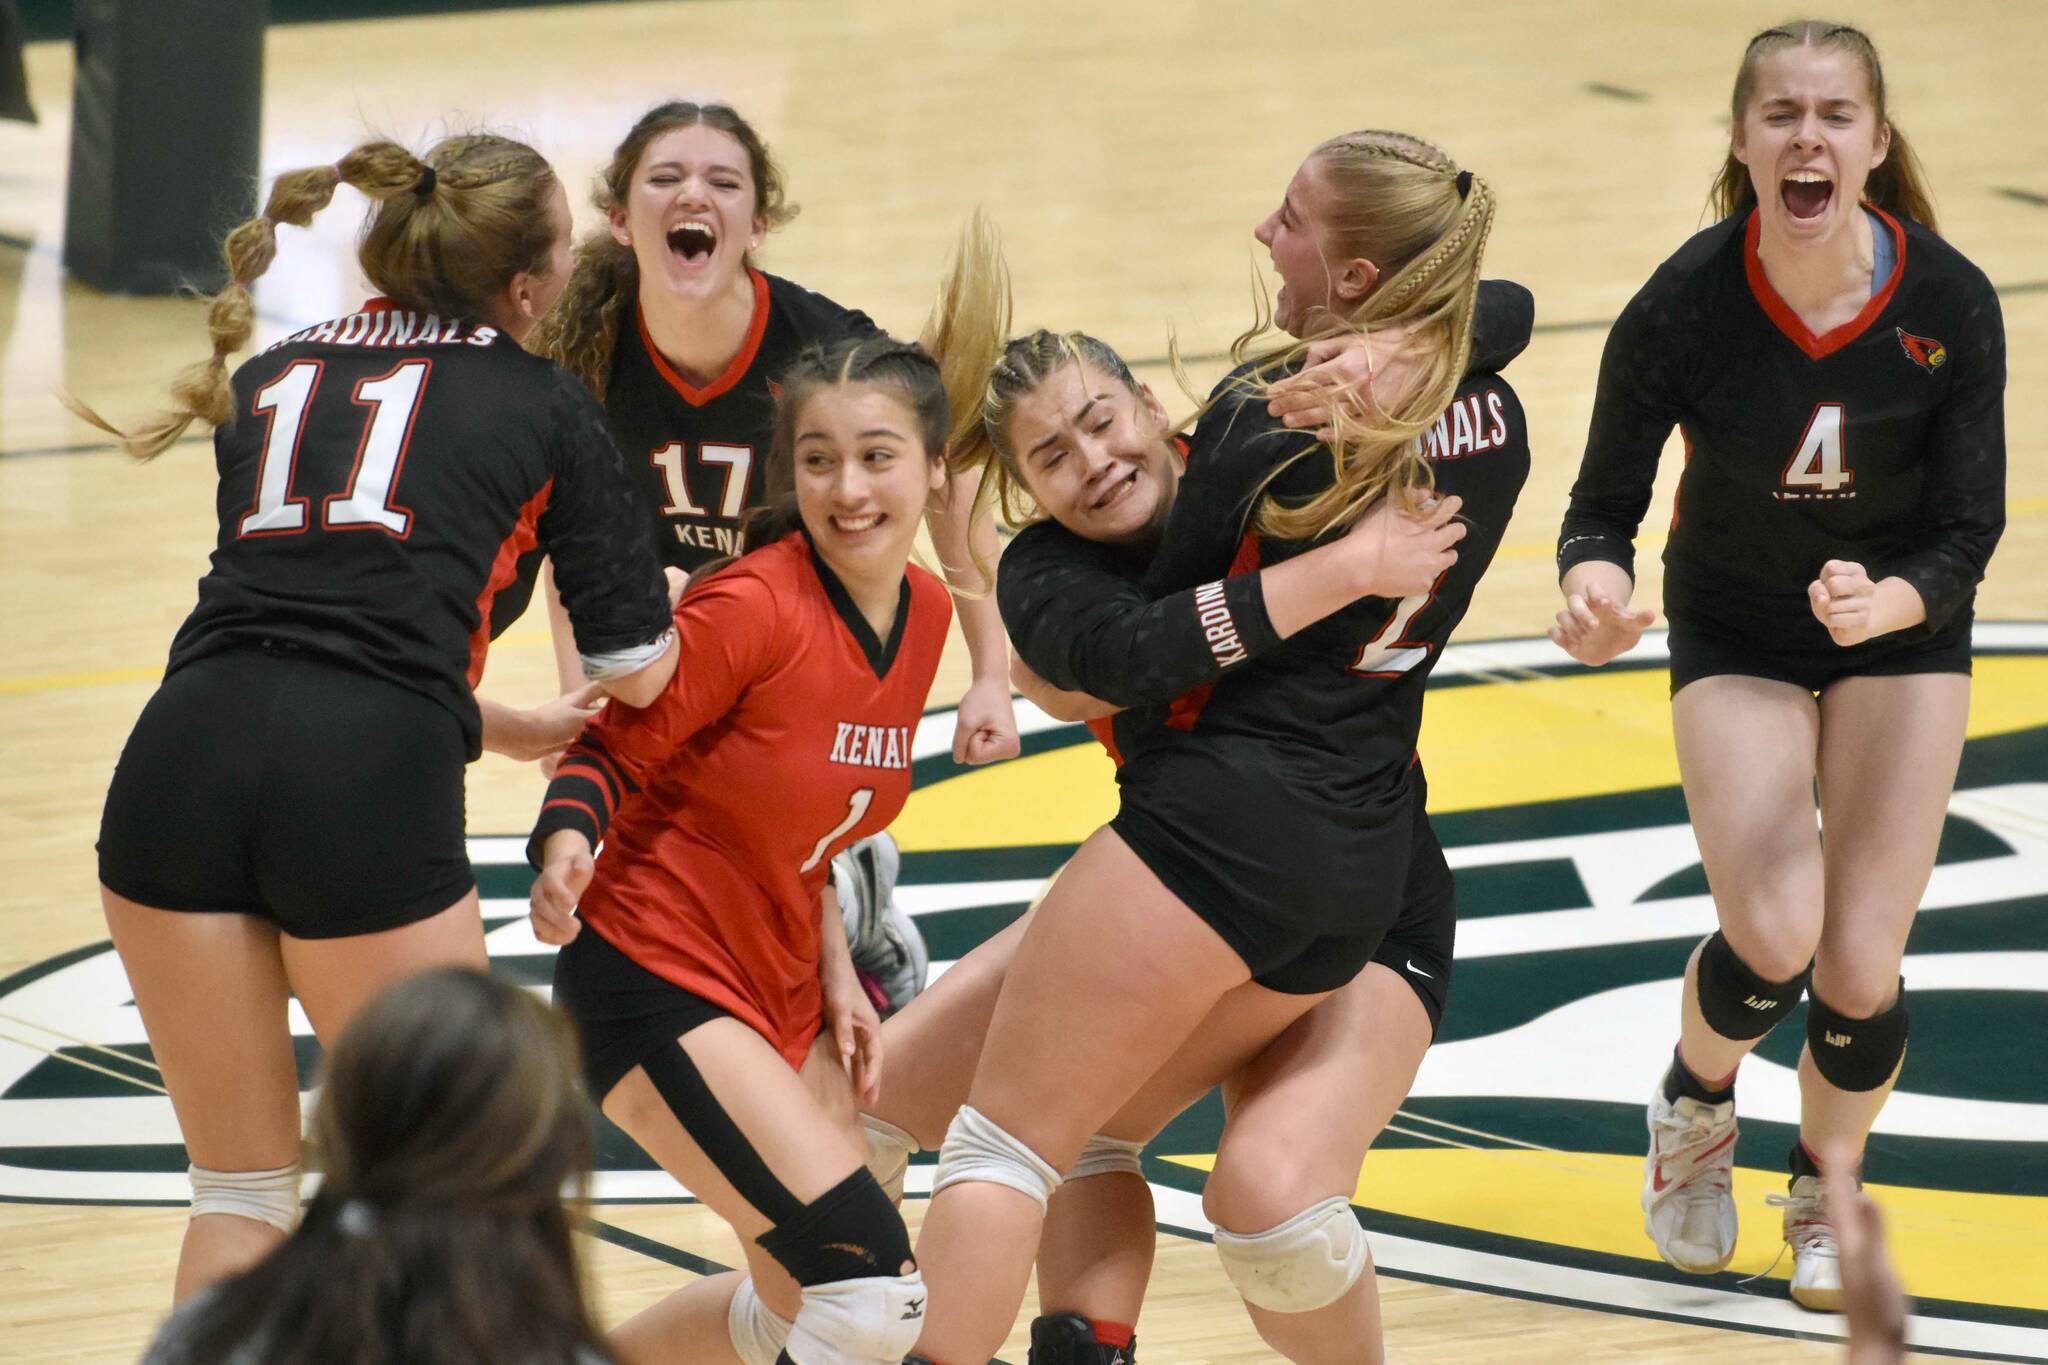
1558;206;2006;641
529;533;950;1068
166;299;674;757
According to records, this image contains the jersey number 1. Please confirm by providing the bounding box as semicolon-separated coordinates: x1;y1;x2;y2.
241;359;427;537
1350;589;1437;676
1780;403;1852;496
801;789;875;874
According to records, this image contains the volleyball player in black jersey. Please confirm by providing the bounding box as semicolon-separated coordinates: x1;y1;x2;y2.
903;133;1502;1365
858;224;1528;1365
530;102;1013;1015
1552;22;2004;1309
72;135;676;1303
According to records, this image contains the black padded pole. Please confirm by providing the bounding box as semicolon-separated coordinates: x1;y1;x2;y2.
63;0;267;293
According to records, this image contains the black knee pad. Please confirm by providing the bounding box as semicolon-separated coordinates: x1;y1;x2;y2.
755;1168;913;1287
1695;931;1809;1040
1807;983;1909;1092
1029;1312;1136;1365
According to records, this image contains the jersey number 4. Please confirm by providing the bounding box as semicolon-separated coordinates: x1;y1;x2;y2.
650;442;756;520
1780;403;1853;497
240;359;427;538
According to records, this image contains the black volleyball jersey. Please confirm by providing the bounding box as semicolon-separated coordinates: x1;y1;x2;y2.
1558;208;2006;633
166;301;674;757
1001;278;1534;781
604;270;880;570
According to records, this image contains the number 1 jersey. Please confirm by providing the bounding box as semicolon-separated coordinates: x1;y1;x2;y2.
531;533;950;1068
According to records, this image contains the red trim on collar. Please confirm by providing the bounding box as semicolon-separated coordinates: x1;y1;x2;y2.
636;269;774;407
1743;206;1906;361
362;297;398;313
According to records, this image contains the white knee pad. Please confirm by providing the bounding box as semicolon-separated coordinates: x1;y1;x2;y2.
861;1113;920;1203
727;1276;795;1365
783;1270;926;1365
932;1105;1061;1212
1212;1196;1369;1313
188;1162;302;1233
1066;1133;1145;1182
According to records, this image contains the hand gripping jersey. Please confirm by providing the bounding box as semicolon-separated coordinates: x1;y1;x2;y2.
604;270;880;570
165;300;674;757
1558;208;2006;643
1000;285;1532;935
530;534;950;1067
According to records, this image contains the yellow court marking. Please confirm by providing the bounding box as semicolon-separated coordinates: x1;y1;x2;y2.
1162;1148;2048;1312
895;655;2048;850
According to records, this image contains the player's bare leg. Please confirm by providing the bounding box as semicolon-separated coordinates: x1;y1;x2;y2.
911;827;1322;1364
1651;676;1825;1272
1672;676;1827;1077
604;1023;884;1365
101;891;302;1301
1213;963;1432;1365
1771;671;1969;1308
872;910;1032;1149
278;890;487;1042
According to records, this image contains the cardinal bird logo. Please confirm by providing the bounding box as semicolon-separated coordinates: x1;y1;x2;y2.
1896;327;1947;373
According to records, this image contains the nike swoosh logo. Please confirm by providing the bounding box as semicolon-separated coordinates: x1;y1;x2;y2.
1652;1128;1738;1192
1407;960;1434;979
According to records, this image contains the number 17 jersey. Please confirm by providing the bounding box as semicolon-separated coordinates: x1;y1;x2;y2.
604;269;878;570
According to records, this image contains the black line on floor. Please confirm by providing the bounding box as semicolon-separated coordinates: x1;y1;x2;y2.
0;231;34;254
1584;82;1650;102
587;1217;733;1279
1995;187;2048;208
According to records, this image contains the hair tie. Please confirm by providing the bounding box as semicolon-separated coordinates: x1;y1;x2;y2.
415;164;437;198
1455;169;1473;200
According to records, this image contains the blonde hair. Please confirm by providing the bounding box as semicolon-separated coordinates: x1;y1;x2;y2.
66;133;561;461
1230;130;1494;542
920;211;1155;541
533;101;796;401
1708;21;1937;232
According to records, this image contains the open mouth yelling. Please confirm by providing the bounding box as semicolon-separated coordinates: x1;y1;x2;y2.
1780;169;1834;223
666;221;717;266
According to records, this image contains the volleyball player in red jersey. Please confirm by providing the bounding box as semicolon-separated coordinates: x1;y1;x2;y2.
532;101;1016;1011
74;134;677;1303
1554;22;2005;1308
528;335;960;1365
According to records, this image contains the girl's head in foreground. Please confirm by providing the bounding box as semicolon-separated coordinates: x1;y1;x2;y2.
171;969;605;1365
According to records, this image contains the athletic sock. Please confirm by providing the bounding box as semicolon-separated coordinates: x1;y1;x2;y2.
1661;1045;1735;1106
1091;1319;1135;1351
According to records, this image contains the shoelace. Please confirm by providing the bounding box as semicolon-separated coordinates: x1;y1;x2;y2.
1652;1109;1733;1197
1766;1191;1839;1255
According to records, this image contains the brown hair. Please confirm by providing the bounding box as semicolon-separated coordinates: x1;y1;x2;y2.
533;101;796;401
169;969;610;1364
66;134;563;461
1707;21;1938;232
682;332;957;591
1232;130;1495;542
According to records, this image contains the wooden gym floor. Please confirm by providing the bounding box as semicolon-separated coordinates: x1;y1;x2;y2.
1;1;2044;1360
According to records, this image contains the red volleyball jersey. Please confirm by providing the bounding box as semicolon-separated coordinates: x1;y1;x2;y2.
532;533;949;1066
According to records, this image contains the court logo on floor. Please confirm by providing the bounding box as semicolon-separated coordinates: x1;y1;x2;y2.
4;631;2046;1357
